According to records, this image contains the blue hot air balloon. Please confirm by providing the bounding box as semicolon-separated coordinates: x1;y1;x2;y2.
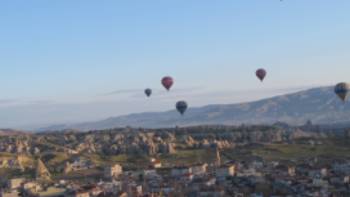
145;88;152;97
176;101;188;115
335;82;350;102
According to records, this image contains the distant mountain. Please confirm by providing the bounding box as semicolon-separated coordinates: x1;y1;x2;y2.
40;87;350;131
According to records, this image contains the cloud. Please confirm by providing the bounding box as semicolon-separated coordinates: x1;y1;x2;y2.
104;86;205;98
0;98;57;108
0;99;18;104
0;85;325;130
24;99;56;105
104;89;142;95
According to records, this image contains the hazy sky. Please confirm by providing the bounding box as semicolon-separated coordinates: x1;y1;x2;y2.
0;0;349;129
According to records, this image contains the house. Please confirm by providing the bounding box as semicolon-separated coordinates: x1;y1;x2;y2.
150;159;162;169
191;163;208;176
104;164;123;179
8;178;25;190
199;187;225;197
0;191;20;197
23;181;43;193
64;158;94;173
288;166;296;177
99;181;122;194
90;187;103;196
181;173;194;181
312;179;328;187
216;164;235;178
118;192;128;197
171;166;192;177
204;177;216;186
332;163;350;174
143;169;158;178
320;168;328;177
125;183;143;196
29;186;66;197
75;191;90;197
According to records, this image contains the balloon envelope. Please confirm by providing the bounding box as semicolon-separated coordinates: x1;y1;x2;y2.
176;101;188;115
256;69;267;82
335;82;350;102
161;76;174;91
145;88;152;97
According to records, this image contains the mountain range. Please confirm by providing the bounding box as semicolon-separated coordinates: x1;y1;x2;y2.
40;86;350;131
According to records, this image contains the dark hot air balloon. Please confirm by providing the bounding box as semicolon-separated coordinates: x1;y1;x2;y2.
145;88;152;97
176;101;188;115
161;76;174;91
256;68;267;82
335;82;350;102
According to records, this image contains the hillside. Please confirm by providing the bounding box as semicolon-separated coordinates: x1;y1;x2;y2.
0;129;28;136
41;87;350;131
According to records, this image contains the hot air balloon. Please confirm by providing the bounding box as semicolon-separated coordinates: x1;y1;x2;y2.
256;68;267;82
161;76;174;91
334;82;350;102
145;88;152;97
176;101;188;115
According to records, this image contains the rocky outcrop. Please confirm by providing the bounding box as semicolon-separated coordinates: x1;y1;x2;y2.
0;125;338;157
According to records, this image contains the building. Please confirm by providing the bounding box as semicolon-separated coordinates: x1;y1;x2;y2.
321;168;328;177
104;164;123;179
64;158;94;173
288;166;296;177
74;191;90;197
191;163;208;176
216;164;236;178
0;191;20;197
23;181;43;193
215;148;221;167
150;158;162;169
8;178;25;190
171;166;192;177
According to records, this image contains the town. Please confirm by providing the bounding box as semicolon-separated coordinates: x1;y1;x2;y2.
0;125;350;196
1;149;350;196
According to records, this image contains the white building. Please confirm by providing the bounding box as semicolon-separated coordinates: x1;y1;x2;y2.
8;178;25;190
191;163;208;176
321;168;328;177
75;191;90;197
23;181;42;193
216;164;235;178
171;166;192;177
104;164;123;179
1;191;20;197
150;159;162;169
288;166;296;177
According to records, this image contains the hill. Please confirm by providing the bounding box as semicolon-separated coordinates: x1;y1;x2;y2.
0;129;28;136
40;86;350;131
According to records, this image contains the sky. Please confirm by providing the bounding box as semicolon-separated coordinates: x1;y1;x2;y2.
0;0;349;129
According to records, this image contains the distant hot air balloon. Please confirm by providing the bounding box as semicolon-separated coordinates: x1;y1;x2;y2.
145;88;152;97
256;68;267;82
334;82;350;102
161;76;174;91
176;101;188;115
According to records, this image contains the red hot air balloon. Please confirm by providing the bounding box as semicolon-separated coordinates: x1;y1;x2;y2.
256;69;267;82
161;76;174;91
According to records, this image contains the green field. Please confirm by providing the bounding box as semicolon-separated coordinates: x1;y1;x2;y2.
160;149;217;166
0;152;15;158
252;143;350;161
